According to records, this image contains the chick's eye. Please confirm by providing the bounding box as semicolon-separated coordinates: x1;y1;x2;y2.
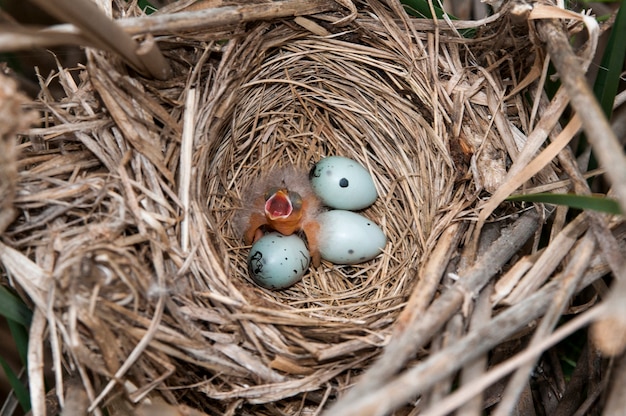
264;187;281;201
288;191;302;210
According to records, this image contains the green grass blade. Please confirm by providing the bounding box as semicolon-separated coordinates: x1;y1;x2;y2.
0;356;31;413
0;286;32;328
579;4;626;164
137;0;157;15
593;4;626;118
7;319;29;366
124;0;157;14
400;0;449;19
507;193;622;215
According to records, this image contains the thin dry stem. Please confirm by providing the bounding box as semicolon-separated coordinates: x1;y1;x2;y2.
456;282;494;416
27;308;46;416
180;88;196;252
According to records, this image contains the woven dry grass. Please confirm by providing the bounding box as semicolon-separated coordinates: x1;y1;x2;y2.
1;0;625;415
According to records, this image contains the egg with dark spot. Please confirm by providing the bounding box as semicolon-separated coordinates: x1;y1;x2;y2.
309;156;378;210
247;233;310;289
318;210;387;264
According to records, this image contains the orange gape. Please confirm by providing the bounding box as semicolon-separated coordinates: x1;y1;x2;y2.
240;170;322;267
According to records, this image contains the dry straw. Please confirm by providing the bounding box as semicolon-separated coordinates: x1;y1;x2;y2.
1;0;624;415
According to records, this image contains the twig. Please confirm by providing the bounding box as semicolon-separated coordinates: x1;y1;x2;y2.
2;0;341;53
135;33;172;81
423;313;464;407
456;283;494;416
501;212;587;304
121;0;341;34
324;210;541;415
394;222;465;337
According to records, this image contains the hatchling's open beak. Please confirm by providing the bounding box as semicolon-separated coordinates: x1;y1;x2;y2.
264;189;293;220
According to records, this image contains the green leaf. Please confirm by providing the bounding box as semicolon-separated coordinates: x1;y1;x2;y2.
0;356;31;413
507;193;623;215
0;286;32;328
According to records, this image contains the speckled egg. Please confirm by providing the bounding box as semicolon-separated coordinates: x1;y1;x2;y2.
309;156;378;210
247;233;310;290
318;210;387;265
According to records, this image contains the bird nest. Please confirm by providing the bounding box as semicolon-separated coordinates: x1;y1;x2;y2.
200;24;459;316
1;0;621;415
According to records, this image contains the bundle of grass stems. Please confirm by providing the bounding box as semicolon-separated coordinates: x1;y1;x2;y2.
1;0;626;414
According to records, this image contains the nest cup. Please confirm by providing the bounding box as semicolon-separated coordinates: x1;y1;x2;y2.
1;0;552;414
198;24;456;318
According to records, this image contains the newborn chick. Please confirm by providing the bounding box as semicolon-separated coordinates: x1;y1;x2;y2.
236;167;322;266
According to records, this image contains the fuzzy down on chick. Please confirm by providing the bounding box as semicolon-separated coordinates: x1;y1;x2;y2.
235;167;322;266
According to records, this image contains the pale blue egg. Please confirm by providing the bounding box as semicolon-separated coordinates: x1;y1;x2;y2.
318;210;387;264
247;233;310;289
310;156;378;210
